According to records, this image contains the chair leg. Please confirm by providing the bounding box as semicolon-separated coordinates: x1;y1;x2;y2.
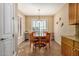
30;42;31;48
45;45;47;50
49;42;50;48
33;45;36;52
33;45;34;51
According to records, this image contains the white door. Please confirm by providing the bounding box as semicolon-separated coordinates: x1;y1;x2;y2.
0;3;17;56
0;3;4;56
12;4;18;55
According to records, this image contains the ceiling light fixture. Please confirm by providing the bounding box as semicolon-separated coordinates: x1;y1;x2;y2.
38;9;40;20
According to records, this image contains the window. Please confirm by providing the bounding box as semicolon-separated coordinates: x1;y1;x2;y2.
32;20;47;36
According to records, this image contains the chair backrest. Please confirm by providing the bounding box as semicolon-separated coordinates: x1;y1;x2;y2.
41;32;50;42
29;32;34;42
29;32;36;42
46;32;50;42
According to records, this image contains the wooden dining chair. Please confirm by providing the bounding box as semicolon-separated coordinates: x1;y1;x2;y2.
29;32;39;48
46;33;51;48
29;32;34;48
41;32;51;48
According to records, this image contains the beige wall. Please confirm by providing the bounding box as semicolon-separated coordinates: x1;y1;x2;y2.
25;16;54;33
17;10;25;45
54;4;76;45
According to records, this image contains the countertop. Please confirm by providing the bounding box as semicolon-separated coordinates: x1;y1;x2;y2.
62;35;79;42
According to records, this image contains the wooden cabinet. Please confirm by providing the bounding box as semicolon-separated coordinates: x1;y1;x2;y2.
61;36;79;56
61;37;74;56
69;3;79;25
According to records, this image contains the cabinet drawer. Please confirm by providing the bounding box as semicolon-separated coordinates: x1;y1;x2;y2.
62;37;73;47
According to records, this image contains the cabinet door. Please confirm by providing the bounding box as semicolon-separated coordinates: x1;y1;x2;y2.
61;37;74;56
69;3;77;24
65;44;73;56
73;49;79;56
73;41;79;56
61;43;66;56
76;4;79;24
62;43;73;56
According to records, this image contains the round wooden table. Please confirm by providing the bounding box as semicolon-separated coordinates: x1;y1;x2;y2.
33;36;47;48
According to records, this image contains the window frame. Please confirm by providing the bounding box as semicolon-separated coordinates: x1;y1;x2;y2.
31;19;48;33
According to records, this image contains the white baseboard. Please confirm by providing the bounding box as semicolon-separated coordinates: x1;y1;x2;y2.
54;39;61;46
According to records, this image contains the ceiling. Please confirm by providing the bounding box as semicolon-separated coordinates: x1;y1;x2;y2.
18;3;65;16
